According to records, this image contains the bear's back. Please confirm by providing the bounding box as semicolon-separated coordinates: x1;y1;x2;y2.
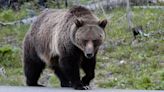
30;6;98;36
30;9;66;36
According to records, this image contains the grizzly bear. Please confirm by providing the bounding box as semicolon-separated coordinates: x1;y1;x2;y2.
23;6;107;90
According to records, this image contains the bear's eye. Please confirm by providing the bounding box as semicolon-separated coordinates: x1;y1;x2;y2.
93;40;101;46
93;40;98;43
83;40;88;45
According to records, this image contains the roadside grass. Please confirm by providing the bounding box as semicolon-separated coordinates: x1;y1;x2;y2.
95;7;164;90
0;7;163;90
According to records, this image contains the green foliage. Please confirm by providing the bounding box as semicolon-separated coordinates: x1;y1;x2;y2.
95;7;164;90
48;76;60;87
0;68;24;86
0;45;21;68
0;9;28;22
0;9;29;86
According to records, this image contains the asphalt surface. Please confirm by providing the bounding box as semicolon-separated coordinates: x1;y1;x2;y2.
0;86;163;92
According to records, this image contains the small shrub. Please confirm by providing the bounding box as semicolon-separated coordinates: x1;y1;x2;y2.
0;45;21;68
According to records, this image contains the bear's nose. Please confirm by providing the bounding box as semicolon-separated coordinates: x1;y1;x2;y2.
85;53;94;59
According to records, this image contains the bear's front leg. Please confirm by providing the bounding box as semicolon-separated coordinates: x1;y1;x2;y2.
59;55;88;90
50;56;71;87
81;56;96;87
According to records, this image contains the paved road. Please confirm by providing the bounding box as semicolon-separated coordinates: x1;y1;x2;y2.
0;86;163;92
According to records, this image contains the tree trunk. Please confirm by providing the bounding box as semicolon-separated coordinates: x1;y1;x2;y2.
56;0;60;8
65;0;68;8
126;0;132;31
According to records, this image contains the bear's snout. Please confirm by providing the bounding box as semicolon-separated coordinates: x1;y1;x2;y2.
85;41;94;59
85;53;94;59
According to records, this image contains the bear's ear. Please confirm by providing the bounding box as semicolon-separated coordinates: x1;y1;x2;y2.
74;19;84;28
98;19;108;29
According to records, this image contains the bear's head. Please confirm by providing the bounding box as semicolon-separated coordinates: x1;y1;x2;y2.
70;19;107;59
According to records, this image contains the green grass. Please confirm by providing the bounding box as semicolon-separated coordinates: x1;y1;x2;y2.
95;7;164;90
0;7;163;90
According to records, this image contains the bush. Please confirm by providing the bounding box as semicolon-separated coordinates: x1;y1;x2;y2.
0;45;21;68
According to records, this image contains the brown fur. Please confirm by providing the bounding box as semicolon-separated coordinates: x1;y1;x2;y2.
24;6;100;64
23;6;107;90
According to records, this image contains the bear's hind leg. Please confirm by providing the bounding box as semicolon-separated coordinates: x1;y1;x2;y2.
24;52;45;86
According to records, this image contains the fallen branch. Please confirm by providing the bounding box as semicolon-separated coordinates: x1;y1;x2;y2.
0;16;37;27
133;6;164;9
0;21;16;26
